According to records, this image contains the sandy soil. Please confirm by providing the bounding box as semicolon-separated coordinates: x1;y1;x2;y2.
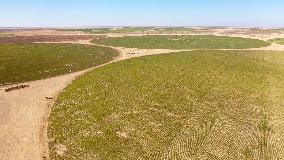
4;28;284;40
248;43;284;50
0;72;82;160
96;28;284;41
1;30;284;160
103;33;284;41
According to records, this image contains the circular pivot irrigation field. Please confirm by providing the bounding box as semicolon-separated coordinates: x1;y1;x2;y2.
91;35;270;49
0;44;119;86
49;50;284;159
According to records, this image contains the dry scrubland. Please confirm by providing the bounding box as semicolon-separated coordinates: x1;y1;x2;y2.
0;35;95;44
61;27;284;36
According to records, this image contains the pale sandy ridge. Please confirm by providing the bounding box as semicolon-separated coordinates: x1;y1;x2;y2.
5;28;284;41
1;35;284;160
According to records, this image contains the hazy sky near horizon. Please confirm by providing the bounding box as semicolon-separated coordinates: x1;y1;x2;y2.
0;0;284;27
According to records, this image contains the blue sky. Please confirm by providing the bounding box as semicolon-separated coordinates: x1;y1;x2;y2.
0;0;283;27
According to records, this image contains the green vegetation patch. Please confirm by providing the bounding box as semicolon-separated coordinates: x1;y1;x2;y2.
0;44;119;86
49;50;284;159
0;33;11;38
269;38;284;45
91;35;270;49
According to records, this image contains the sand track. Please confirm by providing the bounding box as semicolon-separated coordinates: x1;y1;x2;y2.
0;36;284;160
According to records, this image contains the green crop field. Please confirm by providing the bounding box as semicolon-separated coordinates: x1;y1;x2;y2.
0;44;119;86
48;50;284;159
91;35;270;49
269;38;284;45
0;33;10;38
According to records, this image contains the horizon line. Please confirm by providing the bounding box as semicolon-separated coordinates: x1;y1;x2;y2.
1;25;284;30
